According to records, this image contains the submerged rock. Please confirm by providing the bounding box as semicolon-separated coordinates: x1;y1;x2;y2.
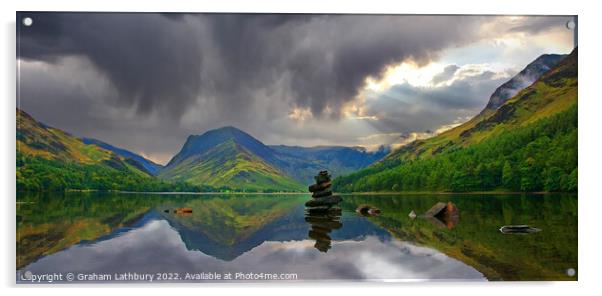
499;225;542;234
356;204;381;216
174;207;193;214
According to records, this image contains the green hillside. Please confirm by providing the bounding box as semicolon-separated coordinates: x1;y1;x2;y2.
159;139;303;192
333;48;577;193
16;109;202;192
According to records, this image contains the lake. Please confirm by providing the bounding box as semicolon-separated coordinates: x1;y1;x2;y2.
16;192;577;282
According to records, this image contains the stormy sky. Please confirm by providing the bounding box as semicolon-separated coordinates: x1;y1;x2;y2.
17;13;575;164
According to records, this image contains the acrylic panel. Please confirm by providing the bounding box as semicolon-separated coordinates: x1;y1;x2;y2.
16;12;578;283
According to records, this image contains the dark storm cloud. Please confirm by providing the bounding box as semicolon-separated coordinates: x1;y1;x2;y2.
18;13;572;161
509;16;573;34
18;13;483;119
18;12;204;116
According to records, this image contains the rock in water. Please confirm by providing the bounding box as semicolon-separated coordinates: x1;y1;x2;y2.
356;204;381;216
425;202;447;217
425;202;459;218
409;210;417;219
424;202;460;229
499;225;542;234
367;208;381;216
174;207;193;214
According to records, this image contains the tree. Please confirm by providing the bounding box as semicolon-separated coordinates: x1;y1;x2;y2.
544;167;563;192
502;161;517;190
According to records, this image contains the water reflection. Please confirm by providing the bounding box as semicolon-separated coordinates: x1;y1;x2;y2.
19;213;485;281
305;208;342;252
16;192;578;281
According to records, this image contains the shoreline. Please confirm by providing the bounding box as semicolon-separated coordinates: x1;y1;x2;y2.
20;190;577;196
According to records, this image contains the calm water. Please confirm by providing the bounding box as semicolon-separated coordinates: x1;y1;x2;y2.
16;192;577;282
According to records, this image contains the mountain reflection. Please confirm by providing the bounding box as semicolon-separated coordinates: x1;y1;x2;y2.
17;192;577;281
305;208;343;252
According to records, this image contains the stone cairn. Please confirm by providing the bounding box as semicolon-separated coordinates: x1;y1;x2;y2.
305;170;342;210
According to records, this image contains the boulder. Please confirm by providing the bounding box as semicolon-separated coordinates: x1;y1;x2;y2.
367;208;381;216
314;171;331;184
312;189;333;198
423;202;460;229
425;202;459;219
356;204;381;216
309;181;332;192
174;207;193;214
425;202;447;217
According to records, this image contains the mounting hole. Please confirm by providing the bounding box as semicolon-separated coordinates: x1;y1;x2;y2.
566;20;576;30
566;268;576;277
22;17;33;27
23;270;32;279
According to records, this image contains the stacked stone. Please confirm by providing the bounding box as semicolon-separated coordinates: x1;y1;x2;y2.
305;170;342;209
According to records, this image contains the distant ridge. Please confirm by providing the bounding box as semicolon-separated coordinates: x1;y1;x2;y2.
82;138;163;175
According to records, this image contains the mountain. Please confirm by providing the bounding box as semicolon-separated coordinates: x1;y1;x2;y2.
17;110;387;192
159;126;389;191
159;127;303;191
482;53;566;113
270;145;389;183
333;48;578;193
82;138;163;175
16;109;170;191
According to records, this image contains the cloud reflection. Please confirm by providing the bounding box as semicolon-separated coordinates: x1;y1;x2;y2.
21;219;485;281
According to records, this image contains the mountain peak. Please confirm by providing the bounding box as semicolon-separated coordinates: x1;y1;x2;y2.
483;53;566;112
165;126;274;168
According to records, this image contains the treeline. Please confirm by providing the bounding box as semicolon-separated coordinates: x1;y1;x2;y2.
333;104;577;193
16;153;301;193
17;153;217;192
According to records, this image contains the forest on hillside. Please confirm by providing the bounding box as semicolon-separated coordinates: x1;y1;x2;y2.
333;104;578;193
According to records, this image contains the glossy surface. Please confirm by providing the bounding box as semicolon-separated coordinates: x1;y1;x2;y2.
16;192;577;282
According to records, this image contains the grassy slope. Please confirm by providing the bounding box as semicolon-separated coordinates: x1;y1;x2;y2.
17;109;113;164
389;49;576;160
16;109;165;191
159;140;304;192
333;48;577;192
